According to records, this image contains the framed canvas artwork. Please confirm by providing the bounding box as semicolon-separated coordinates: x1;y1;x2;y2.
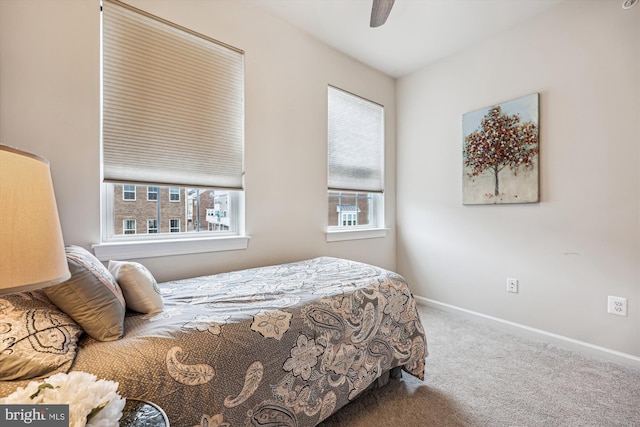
462;93;539;205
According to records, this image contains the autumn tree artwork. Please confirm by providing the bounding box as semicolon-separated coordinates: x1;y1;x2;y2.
462;93;539;205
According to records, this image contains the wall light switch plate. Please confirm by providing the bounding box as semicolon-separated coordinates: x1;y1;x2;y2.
607;296;627;316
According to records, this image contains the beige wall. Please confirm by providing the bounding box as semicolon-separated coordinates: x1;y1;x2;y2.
0;0;397;282
396;1;640;356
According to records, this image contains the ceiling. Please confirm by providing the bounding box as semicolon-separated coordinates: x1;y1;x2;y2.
252;0;566;78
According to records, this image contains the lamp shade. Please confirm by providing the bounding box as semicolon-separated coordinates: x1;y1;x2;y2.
0;145;70;294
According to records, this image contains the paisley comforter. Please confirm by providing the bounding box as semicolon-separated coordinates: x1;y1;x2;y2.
0;257;427;426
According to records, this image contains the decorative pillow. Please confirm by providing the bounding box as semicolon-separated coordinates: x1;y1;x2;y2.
44;245;125;342
0;291;84;381
108;260;163;314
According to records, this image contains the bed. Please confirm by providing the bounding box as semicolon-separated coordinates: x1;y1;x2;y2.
0;251;427;426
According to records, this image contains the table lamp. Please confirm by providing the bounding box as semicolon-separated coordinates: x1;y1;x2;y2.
0;144;70;295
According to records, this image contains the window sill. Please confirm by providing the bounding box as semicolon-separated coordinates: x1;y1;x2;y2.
92;235;250;261
325;228;389;242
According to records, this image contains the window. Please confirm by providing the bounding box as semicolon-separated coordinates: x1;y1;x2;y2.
97;0;247;260
105;184;239;237
342;212;357;226
169;187;180;202
327;86;384;233
123;185;135;201
147;219;158;234
123;219;136;235
329;191;380;228
147;186;159;201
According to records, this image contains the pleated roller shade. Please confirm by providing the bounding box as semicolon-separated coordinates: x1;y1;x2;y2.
328;86;384;193
102;0;244;189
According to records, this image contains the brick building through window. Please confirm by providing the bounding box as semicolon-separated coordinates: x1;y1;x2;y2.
113;185;187;235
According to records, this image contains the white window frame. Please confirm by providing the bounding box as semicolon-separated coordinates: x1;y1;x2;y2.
147;185;160;202
123;219;136;235
169;187;180;202
147;219;158;234
170;218;180;233
95;184;248;261
147;186;159;201
123;185;135;201
327;192;386;241
341;212;357;227
95;1;249;260
326;86;387;242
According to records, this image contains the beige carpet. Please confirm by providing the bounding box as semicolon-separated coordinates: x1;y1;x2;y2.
319;305;640;427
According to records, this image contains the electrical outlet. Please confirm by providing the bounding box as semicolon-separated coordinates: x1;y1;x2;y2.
506;278;518;293
607;296;627;316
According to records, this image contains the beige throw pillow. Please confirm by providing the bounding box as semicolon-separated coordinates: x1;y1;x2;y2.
44;245;126;341
0;291;84;380
108;261;163;314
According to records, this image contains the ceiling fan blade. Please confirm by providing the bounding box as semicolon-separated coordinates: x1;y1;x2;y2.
370;0;395;27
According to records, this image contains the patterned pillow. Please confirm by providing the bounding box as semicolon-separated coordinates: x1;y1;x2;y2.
0;291;84;380
108;260;164;314
44;245;126;341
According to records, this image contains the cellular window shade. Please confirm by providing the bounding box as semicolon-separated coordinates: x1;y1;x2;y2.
328;86;384;193
102;0;244;189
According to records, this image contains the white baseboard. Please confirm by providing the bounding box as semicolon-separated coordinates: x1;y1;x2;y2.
415;296;640;370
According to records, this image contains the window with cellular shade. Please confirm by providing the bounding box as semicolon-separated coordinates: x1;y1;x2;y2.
102;0;244;189
327;86;384;193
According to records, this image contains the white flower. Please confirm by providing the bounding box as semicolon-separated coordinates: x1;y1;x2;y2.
283;334;324;380
0;371;125;427
250;309;292;340
384;287;408;322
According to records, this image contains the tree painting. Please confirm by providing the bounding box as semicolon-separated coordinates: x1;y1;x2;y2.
462;93;539;205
